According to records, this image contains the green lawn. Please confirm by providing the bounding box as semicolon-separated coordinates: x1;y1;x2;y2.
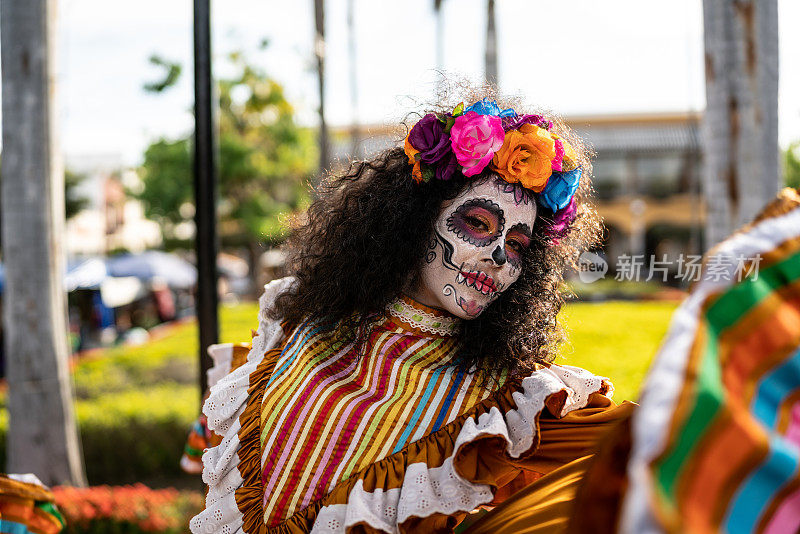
557;300;678;402
72;302;260;398
74;299;676;404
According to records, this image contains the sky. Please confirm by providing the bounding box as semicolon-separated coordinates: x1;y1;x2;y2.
32;0;800;165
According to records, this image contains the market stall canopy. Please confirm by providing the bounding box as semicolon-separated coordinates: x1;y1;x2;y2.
0;260;108;294
105;251;197;289
99;276;146;308
65;258;107;292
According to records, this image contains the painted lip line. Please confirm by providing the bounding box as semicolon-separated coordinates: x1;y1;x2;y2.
456;269;498;295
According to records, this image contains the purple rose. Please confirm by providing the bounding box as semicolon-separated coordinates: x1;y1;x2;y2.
503;113;553;132
546;197;577;245
434;152;458;181
408;114;457;180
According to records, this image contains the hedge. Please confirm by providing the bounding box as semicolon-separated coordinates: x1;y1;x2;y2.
0;303;259;484
0;383;198;484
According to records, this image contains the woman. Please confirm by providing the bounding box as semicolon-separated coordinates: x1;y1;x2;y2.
190;94;633;534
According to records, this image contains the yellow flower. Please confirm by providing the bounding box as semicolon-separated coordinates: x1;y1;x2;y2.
552;133;579;172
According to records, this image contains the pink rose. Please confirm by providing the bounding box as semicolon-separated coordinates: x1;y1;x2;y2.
552;138;565;172
449;111;505;177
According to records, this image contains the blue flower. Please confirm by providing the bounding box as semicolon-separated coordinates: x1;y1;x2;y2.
464;98;516;118
539;167;582;212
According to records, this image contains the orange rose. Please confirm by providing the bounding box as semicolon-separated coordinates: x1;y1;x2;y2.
491;124;556;191
403;135;423;183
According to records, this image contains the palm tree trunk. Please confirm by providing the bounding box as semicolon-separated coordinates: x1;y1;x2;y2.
314;0;330;176
485;0;498;86
702;0;779;249
348;0;360;157
0;0;86;485
434;0;444;73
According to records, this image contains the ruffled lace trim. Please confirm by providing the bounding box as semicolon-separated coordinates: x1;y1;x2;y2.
190;277;295;534
206;343;252;390
312;457;493;534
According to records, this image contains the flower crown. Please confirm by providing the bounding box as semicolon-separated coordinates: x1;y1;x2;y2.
403;99;582;219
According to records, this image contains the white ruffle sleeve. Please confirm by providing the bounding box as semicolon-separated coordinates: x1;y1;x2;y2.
190;276;295;534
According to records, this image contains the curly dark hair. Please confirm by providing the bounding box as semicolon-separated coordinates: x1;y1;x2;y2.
271;92;601;379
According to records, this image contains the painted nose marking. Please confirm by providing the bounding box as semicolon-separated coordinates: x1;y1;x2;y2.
492;245;507;266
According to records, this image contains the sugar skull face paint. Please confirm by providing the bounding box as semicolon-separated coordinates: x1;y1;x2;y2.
412;176;537;319
446;198;505;247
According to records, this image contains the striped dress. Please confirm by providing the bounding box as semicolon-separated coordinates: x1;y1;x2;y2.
257;299;506;527
191;277;626;534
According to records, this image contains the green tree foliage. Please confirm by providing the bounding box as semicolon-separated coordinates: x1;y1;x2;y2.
785;141;800;189
142;55;182;94
65;169;90;220
138;51;316;251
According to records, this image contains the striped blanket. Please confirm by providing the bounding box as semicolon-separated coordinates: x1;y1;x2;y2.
616;189;800;533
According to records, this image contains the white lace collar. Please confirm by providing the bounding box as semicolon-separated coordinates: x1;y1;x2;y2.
386;298;461;337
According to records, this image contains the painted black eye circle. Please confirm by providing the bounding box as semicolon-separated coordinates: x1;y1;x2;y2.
446;198;506;247
506;240;523;253
465;216;488;231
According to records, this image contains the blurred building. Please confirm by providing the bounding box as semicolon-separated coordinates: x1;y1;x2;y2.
65;154;162;256
332;111;704;279
569;112;704;275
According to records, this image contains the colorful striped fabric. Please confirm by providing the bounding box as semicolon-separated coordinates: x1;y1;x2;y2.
179;415;209;475
257;302;507;527
0;476;64;534
619;191;800;533
182;343;252;474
